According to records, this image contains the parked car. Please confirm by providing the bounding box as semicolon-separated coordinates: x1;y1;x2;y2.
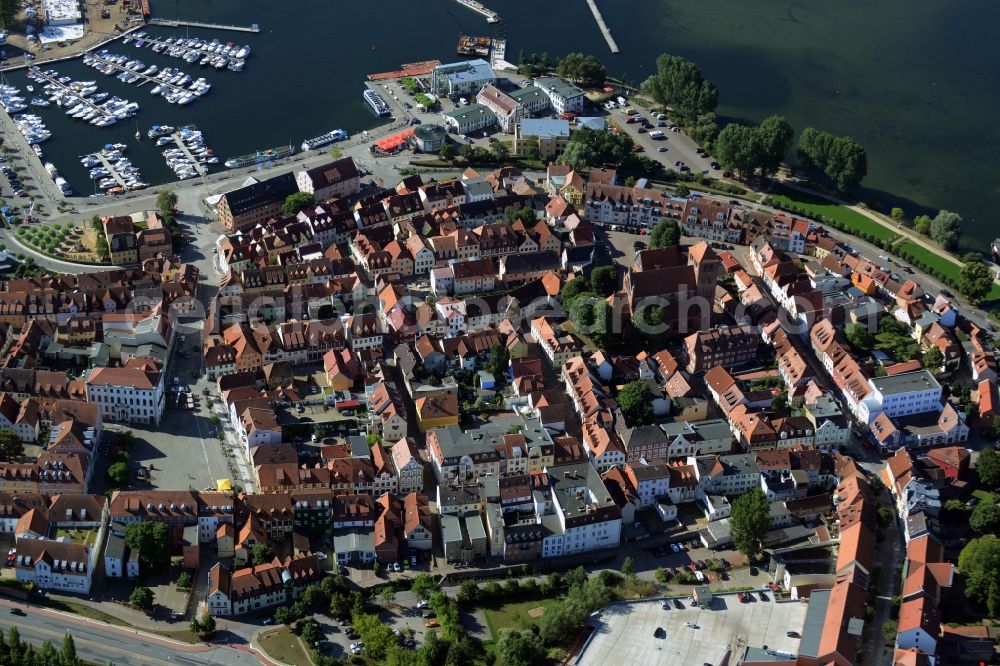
653;627;666;639
425;619;440;628
9;608;24;616
786;631;799;638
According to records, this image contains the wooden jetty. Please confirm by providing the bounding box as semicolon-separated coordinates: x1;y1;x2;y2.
147;18;260;33
585;0;619;54
171;134;207;176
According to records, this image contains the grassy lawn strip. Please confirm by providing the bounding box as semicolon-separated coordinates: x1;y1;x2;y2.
482;597;560;639
258;627;313;666
768;185;899;243
896;241;1000;299
40;597;131;627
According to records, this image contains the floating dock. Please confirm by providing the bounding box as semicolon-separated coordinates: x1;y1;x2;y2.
95;153;129;190
368;60;441;81
585;0;619;54
87;52;197;98
27;67;110;117
126;34;249;67
171;134;207;176
147;18;260;33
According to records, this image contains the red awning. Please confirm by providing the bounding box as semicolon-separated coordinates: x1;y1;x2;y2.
375;129;414;151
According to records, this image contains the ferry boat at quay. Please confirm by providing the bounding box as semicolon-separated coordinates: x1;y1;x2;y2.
364;88;390;117
224;144;296;169
301;129;348;152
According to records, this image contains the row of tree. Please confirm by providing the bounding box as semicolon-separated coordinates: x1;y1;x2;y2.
0;629;82;666
516;52;607;87
641;53;719;147
715;115;794;180
795;127;868;191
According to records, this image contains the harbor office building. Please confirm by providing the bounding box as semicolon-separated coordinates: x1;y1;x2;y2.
533;77;587;115
217;173;298;232
430;59;496;98
443;104;498;136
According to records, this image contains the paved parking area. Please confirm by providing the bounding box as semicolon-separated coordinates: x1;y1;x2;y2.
579;596;806;666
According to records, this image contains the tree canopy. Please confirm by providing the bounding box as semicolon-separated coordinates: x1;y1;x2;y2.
411;573;441;600
496;629;547;666
590;265;618;295
558;128;635;171
641;54;719;123
555;53;607;87
971;503;1000;534
796;127;868;191
959;535;1000;616
107;461;129;488
959;260;993;304
282;192;316;215
156;189;178;215
618;381;654;427
125;521;171;570
922;346;944;372
0;429;24;461
730;488;771;561
978;449;1000;490
649;218;681;248
844;322;875;353
715;115;793;180
129;585;154;611
252;543;276;565
929;210;962;251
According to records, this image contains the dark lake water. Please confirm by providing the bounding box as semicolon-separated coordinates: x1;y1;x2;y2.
12;0;1000;249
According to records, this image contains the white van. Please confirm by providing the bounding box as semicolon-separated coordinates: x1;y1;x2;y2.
649;130;665;140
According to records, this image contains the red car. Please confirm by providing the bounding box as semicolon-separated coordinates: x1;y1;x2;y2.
738;592;747;603
626;117;636;124
632;145;644;152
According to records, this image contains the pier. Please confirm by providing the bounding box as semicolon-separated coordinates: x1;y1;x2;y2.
147;18;260;33
585;0;619;54
87;52;196;98
27;68;110;117
95;153;128;190
452;0;500;23
125;34;249;66
171;134;207;176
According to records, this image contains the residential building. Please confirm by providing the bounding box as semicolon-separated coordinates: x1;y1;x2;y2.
217;173;298;232
85;362;165;425
513;119;571;159
295;157;360;201
533;77;586;115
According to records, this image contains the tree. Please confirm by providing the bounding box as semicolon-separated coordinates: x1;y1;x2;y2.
484;344;509;379
555;53;606;87
320;574;347;598
796;128;867;190
300;619;321;646
621;556;635;578
971;504;1000;534
329;592;353;619
844;322;875;353
730;488;770;562
959;535;1000;616
891;207;905;225
438;142;457;161
877;506;895;529
978;449;1000;490
251;543;275;565
175;571;192;590
882;619;898;645
618;381;654;427
922;346;944;371
274;605;293;626
715;123;763;180
61;633;81;666
107;461;129;488
129;586;154;611
94;235;110;263
914;214;932;236
354;611;399;661
490;141;510;163
674;183;690;197
380;586;396;606
561;276;592;308
929;210;962;251
0;429;24;461
959;261;994;304
590;265;618;296
282;192;316;215
411;573;440;600
156;189;178;216
756;115;794;177
771;392;789;412
641;54;719;123
649;218;681;248
457;580;481;605
496;629;547;666
125;521;171;570
654;566;671;584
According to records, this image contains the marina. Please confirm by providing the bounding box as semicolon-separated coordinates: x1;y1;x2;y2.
85;144;148;194
84;51;210;105
162;125;216;179
122;32;250;72
584;0;619;54
27;67;138;127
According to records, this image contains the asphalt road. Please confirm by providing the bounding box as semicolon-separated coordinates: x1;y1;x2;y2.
0;600;257;665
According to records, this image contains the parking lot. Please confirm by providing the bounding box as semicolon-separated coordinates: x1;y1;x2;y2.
579;595;806;666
